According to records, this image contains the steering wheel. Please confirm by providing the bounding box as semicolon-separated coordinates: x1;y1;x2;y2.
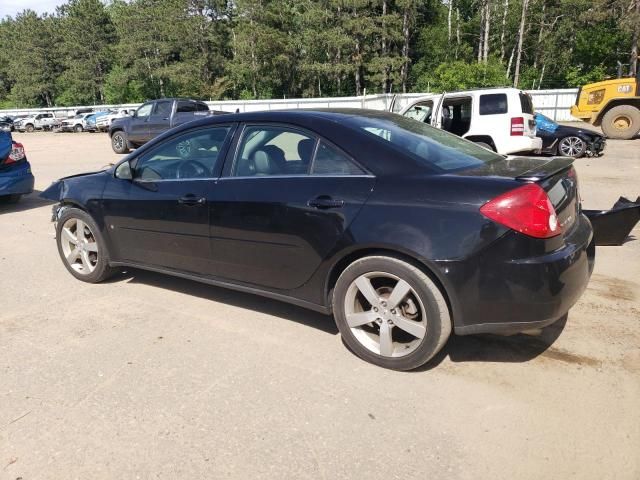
176;159;209;179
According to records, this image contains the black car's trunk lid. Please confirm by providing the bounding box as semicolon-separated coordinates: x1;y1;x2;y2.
512;157;579;236
456;156;579;235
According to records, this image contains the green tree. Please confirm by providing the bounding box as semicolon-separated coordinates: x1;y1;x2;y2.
56;0;116;105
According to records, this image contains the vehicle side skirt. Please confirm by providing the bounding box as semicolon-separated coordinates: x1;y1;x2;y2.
108;260;332;315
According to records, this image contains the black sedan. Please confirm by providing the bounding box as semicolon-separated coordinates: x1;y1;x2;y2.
41;110;594;370
535;113;606;157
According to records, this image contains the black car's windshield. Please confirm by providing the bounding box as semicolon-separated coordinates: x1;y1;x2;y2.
344;113;504;172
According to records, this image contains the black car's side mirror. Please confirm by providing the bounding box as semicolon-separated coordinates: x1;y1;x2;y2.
115;161;133;180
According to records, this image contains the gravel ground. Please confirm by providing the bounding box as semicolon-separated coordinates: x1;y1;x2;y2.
1;128;639;480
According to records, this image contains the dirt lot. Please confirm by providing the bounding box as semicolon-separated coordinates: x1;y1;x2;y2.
1;130;639;479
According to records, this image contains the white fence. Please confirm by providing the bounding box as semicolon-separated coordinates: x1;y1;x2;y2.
0;89;579;121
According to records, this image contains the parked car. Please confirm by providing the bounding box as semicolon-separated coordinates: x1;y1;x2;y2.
0;126;33;203
95;108;133;132
58;113;94;132
399;87;543;155
84;111;110;132
0;116;15;131
108;98;218;154
42;110;594;370
16;112;59;132
535;112;606;158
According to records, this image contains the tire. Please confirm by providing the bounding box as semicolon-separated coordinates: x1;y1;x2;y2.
601;105;640;140
56;207;117;283
25;124;34;133
332;255;451;371
74;124;83;133
111;131;130;154
557;136;586;158
474;141;494;151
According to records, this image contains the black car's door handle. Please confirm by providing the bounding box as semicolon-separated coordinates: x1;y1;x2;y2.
178;194;206;206
308;196;344;209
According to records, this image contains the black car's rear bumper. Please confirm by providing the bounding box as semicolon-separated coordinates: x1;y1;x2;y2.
440;214;595;336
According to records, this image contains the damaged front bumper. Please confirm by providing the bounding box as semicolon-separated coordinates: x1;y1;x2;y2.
584;196;640;246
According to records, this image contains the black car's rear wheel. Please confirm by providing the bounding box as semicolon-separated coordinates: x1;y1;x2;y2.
56;207;116;283
333;256;451;371
558;136;586;157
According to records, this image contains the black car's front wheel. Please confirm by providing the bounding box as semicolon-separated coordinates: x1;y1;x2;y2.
56;207;116;283
558;136;586;157
333;256;451;371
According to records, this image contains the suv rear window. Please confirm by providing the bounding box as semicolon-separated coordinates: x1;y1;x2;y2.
519;93;534;114
479;94;508;115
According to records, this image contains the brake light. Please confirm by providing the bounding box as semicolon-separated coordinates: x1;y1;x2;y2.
510;117;524;136
5;142;26;165
6;142;26;164
480;183;561;239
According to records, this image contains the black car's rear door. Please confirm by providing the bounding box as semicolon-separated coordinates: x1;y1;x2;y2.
207;124;375;290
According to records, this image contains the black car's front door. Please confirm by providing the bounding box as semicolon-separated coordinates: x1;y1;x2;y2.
208;125;375;290
102;125;235;274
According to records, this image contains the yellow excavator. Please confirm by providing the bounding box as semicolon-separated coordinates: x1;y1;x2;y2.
570;64;640;140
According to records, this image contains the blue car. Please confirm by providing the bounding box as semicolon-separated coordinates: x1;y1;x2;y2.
0;127;34;203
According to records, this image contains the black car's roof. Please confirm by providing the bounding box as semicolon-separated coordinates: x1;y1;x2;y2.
207;108;395;122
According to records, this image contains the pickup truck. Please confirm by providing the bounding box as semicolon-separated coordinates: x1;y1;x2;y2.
108;98;223;154
16;112;59;133
95;108;133;132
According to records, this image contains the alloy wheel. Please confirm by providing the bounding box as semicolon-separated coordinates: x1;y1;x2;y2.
559;136;585;157
113;134;124;150
60;218;99;274
344;272;427;358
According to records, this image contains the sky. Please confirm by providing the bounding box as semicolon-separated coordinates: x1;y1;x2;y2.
1;0;70;18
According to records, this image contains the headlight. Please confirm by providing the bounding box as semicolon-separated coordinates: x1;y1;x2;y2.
587;89;605;105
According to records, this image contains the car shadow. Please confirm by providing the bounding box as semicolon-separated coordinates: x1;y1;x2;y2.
109;268;339;335
106;268;573;368
0;190;55;214
416;314;569;371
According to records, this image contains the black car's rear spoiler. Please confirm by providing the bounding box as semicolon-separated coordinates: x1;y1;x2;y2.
515;157;575;182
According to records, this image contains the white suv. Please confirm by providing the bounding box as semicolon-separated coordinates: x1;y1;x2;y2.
399;88;542;155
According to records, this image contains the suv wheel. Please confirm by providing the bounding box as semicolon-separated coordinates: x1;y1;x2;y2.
333;256;451;371
74;124;83;133
25;124;34;133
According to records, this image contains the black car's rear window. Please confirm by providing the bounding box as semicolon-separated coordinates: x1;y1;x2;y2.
344;114;503;172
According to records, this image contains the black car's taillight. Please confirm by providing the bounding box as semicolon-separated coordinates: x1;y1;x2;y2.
480;184;562;239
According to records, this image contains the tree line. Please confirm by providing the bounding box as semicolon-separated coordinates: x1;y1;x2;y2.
0;0;638;108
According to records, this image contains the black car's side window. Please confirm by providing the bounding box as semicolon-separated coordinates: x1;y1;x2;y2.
311;141;365;175
232;126;316;177
133;126;231;181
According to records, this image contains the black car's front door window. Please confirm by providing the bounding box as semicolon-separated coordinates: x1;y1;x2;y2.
133;127;232;181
